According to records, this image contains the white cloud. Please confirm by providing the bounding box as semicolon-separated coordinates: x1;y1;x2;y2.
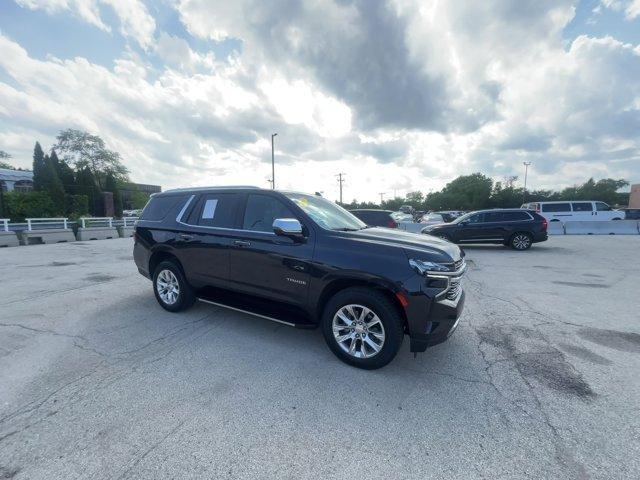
2;0;640;201
15;0;156;48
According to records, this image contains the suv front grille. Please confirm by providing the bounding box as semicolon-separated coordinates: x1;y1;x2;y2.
446;279;461;301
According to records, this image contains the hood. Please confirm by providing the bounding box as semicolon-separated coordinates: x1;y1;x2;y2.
343;227;463;263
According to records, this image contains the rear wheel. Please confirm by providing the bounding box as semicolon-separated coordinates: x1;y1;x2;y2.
509;232;533;251
153;260;196;312
321;287;404;369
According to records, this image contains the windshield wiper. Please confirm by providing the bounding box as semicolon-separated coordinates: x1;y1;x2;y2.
332;227;360;231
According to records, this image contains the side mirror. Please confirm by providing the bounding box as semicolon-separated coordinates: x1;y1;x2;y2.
273;218;304;240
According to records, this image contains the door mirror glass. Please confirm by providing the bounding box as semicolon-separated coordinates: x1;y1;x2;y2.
273;218;304;238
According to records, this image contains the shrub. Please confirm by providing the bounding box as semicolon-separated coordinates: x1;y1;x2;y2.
65;194;89;219
5;191;57;221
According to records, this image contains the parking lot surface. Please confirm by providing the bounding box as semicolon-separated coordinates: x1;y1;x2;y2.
1;236;639;479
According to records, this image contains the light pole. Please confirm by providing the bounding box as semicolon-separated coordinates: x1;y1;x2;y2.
522;161;531;204
271;133;277;190
379;192;385;205
336;173;345;204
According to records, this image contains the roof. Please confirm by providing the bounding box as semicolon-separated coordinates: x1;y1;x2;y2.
158;185;262;196
0;168;33;182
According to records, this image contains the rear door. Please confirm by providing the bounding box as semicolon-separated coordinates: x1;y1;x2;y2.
540;202;572;222
174;193;241;287
571;202;594;221
227;193;314;305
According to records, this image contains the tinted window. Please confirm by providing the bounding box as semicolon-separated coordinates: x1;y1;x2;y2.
541;203;571;212
483;212;505;222
187;193;239;228
595;202;611;211
466;213;484;224
140;195;186;221
572;202;593;212
243;194;296;233
502;211;531;221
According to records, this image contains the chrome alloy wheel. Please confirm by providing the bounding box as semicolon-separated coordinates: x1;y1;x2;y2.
156;269;180;305
512;234;531;250
332;304;386;358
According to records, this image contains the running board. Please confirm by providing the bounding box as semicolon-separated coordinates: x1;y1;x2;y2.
197;297;297;327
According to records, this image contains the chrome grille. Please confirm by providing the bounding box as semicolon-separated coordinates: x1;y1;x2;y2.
445;280;461;300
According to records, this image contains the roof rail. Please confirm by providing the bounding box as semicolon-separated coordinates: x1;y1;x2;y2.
162;185;261;193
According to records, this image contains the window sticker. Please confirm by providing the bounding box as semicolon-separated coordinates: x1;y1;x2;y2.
202;199;218;219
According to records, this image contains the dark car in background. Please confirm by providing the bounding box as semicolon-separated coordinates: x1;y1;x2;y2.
350;209;398;228
134;187;467;369
422;209;548;250
622;208;640;220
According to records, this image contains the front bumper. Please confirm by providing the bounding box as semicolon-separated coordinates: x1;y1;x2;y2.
402;263;467;353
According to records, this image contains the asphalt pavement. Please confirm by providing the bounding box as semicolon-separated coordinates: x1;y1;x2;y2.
1;236;639;479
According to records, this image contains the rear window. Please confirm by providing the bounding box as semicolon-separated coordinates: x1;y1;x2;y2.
502;211;531;221
572;202;592;212
186;193;240;228
541;203;571;212
140;195;187;221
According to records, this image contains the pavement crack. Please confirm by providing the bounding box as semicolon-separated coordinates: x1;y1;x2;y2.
116;419;187;480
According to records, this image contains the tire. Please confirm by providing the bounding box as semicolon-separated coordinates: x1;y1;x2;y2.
321;287;404;370
152;260;196;312
612;218;622;221
509;232;533;251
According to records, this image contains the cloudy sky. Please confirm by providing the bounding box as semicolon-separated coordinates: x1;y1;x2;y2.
1;0;639;201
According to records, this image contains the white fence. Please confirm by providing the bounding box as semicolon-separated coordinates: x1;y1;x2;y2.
26;218;69;230
80;217;113;228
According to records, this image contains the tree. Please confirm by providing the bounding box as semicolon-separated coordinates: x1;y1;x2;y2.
425;173;493;211
105;173;123;217
404;191;424;209
54;129;129;189
76;166;100;215
0;150;15;169
43;154;66;214
32;142;47;191
50;149;76;194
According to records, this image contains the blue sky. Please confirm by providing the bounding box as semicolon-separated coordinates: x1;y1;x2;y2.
0;0;638;200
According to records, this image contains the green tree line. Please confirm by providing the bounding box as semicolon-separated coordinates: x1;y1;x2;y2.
0;129;150;220
342;173;630;212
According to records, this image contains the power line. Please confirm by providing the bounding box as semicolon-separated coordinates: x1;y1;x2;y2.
336;173;345;204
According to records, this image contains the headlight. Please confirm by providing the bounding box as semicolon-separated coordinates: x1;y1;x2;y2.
409;259;450;275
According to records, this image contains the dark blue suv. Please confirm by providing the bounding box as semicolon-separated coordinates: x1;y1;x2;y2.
134;187;467;369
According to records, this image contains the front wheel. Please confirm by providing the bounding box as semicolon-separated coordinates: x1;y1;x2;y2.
509;232;533;251
321;287;404;370
153;260;196;312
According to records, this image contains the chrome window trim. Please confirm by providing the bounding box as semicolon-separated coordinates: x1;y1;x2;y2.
176;195;196;223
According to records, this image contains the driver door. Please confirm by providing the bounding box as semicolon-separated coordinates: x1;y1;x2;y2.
227;193;313;305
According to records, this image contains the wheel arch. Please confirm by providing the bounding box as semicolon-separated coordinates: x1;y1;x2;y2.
315;277;408;330
149;248;184;277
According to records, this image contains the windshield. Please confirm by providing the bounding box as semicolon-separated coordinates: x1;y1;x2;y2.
285;193;367;231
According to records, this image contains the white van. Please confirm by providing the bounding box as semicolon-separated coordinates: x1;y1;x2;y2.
521;201;624;222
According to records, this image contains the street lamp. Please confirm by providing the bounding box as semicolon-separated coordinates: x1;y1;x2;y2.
522;162;532;204
271;133;277;190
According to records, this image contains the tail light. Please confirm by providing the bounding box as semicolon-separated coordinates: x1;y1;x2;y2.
388;219;398;228
542;218;548;232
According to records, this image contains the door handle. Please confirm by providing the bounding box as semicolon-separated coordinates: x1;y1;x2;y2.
234;240;251;247
179;233;194;241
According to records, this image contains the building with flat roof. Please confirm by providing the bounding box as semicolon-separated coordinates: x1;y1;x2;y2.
0;168;34;192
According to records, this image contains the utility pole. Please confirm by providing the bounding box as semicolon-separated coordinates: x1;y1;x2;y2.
522;161;531;204
379;192;385;205
336;173;345;204
271;133;277;190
